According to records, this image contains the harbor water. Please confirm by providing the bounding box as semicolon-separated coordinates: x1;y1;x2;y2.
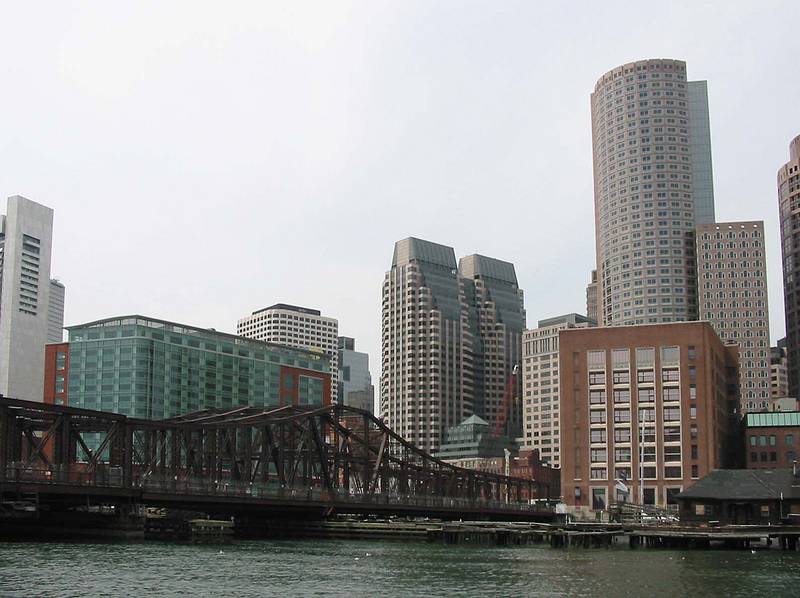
1;538;799;597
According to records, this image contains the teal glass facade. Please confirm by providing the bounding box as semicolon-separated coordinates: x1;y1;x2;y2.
66;316;329;419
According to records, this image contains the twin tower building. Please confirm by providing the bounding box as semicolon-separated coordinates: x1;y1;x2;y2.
382;58;775;456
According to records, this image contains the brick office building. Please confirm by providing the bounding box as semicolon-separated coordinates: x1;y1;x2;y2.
559;322;739;511
745;411;800;469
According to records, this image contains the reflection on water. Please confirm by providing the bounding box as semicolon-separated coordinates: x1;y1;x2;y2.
0;538;799;597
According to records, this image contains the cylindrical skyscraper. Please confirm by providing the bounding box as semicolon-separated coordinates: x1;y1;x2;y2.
778;134;800;398
591;59;714;326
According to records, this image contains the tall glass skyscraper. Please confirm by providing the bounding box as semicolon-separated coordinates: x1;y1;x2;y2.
591;59;715;326
778;134;800;398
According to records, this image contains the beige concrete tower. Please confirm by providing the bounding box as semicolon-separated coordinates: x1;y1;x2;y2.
591;59;714;326
696;221;770;412
778;134;800;399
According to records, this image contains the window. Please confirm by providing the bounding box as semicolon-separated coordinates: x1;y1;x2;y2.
663;387;680;402
664;426;681;443
661;346;679;364
787;434;795;446
759;435;767;447
664;445;681;461
615;467;631;481
614;428;632;443
691;464;699;479
591;449;607;463
591;487;607;510
691;445;698;459
590;410;607;424
590;429;607;443
769;435;777;447
665;487;681;505
636;347;655;367
664;406;680;422
615;447;632;462
588;350;606;367
662;368;679;382
770;452;777;462
749;436;757;447
750;451;758;463
614;409;631;423
589;371;606;385
591;468;607;480
638;407;655;423
613;371;631;384
590;390;606;404
638;388;655;403
664;466;682;478
637;370;654;383
613;389;631;403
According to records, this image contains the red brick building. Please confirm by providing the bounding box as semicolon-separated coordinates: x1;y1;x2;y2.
43;342;69;406
745;412;800;469
559;322;739;511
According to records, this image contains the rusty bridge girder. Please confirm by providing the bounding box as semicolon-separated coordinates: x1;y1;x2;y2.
0;397;546;514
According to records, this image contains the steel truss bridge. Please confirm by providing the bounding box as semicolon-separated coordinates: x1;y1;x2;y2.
0;397;553;521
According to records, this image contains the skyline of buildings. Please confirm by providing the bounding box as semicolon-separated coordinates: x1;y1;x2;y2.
1;55;797;513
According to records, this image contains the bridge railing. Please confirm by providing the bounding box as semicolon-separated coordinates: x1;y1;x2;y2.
2;464;548;513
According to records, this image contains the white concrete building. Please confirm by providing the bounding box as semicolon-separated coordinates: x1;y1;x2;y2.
47;279;65;343
522;314;592;467
0;195;54;401
237;303;339;402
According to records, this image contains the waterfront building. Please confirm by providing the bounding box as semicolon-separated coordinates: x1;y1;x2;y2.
778;135;800;399
695;221;770;412
522;313;592;468
744;411;800;470
591;59;714;326
53;315;330;419
559;322;739;511
381;237;524;454
47;279;65;343
0;195;54;402
678;468;800;525
586;270;599;325
337;336;374;413
770;339;789;400
237;304;338;403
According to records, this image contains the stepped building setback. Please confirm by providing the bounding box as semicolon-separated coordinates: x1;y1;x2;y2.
381;237;524;454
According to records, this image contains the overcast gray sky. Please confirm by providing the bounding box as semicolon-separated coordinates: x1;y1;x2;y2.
1;1;798;389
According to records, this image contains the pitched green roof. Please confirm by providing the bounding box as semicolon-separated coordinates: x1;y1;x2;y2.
745;411;800;428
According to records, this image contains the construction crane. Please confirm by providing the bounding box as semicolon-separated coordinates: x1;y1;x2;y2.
493;364;519;437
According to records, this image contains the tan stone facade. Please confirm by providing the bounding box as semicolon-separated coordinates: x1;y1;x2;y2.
559;322;738;510
696;221;770;412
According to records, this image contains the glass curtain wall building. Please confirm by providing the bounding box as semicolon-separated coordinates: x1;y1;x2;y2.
64;315;331;419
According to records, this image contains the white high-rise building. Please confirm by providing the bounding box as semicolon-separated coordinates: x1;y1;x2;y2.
237;304;339;402
521;313;592;467
591;59;715;326
47;279;65;343
0;195;54;401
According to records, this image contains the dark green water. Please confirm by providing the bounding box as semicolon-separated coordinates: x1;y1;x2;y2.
1;539;798;597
